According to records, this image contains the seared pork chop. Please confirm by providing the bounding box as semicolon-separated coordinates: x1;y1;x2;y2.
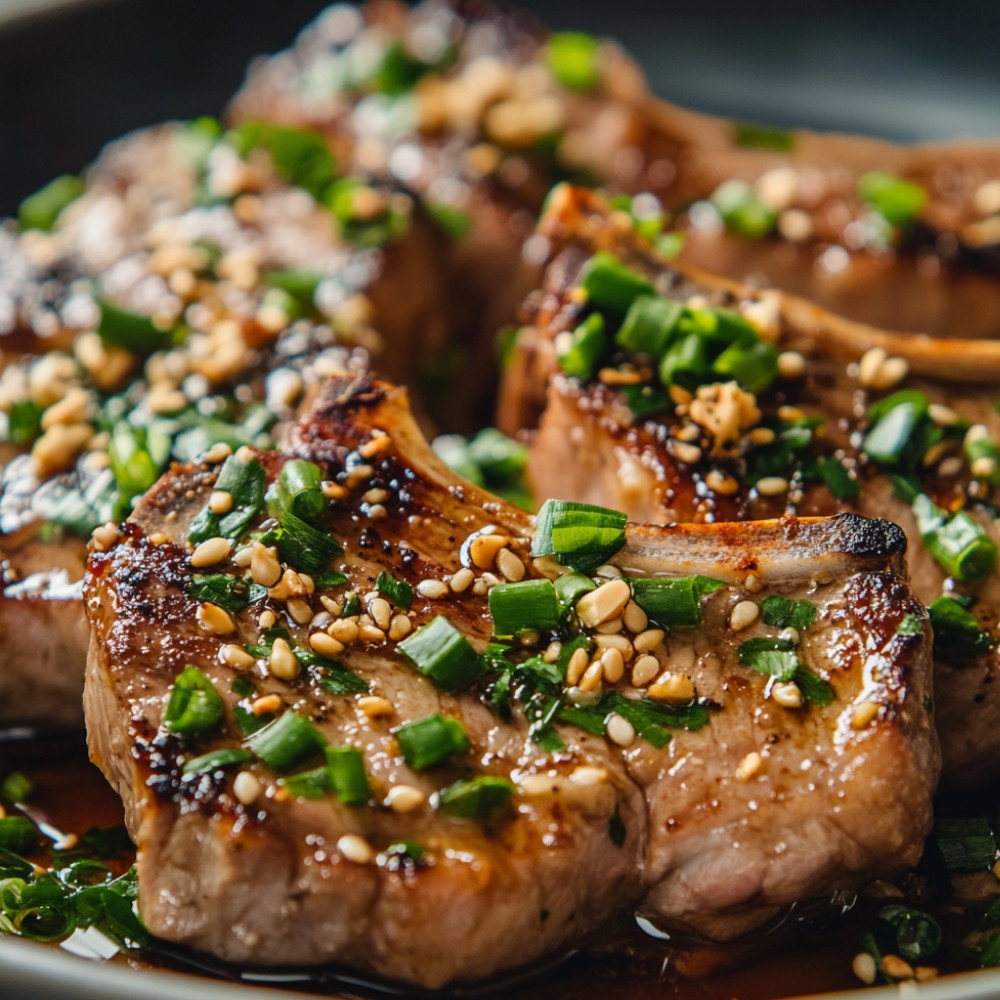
232;0;1000;341
84;372;936;985
504;184;1000;787
0;120;453;726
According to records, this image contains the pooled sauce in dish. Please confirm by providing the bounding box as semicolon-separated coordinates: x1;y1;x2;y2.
0;730;927;1000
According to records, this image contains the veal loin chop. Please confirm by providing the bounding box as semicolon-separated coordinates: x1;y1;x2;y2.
84;372;937;985
0;119;453;726
504;184;1000;787
232;0;1000;341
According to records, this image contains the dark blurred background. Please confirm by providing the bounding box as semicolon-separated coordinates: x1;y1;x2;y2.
1;0;998;215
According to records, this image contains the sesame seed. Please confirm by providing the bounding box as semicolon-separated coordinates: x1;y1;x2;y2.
368;503;387;520
600;647;625;684
578;660;604;693
251;694;282;716
197;602;236;635
233;546;253;567
938;456;963;478
729;600;759;631
622;601;648;634
469;532;508;569
148;532;170;545
777;351;805;378
233;771;262;806
363;487;388;504
672;440;703;464
595;617;623;635
337;834;375;865
749;427;776;446
594;633;633;657
852;952;877;985
771;681;803;708
778;627;800;644
777;405;805;423
634;628;665;652
576;578;631;628
209;490;233;515
287;598;314;625
569;765;608;786
858;347;887;387
851;701;879;729
648;673;695;702
496;547;526;582
566;647;590;686
605;713;636;747
518;774;557;797
359;434;391;459
220;644;256;670
705;469;739;495
268;637;299;680
756;476;789;497
250;542;282;587
416;578;449;599
735;751;763;782
357;623;386;642
450;567;475;593
881;955;914;981
744;573;763;593
368;597;392;630
309;632;345;658
327;618;359;645
91;522;120;552
631;654;660;687
202;442;233;464
358;696;394;718
387;614;411;641
928;403;959;426
322;481;348;500
385;784;426;813
258;609;277;630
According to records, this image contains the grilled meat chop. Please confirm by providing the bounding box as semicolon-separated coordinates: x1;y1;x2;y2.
84;372;937;985
233;0;1000;341
504;184;1000;787
0;120;453;725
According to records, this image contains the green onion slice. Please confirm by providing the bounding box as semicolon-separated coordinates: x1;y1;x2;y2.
182;748;252;776
913;494;998;583
877;905;943;964
615;295;683;357
858;171;926;227
395;713;470;771
245;711;327;773
188;451;266;544
630;575;724;628
710;180;776;239
398;616;485;693
557;312;605;382
546;31;600;92
325;746;369;805
18;174;84;231
229;121;335;201
188;574;267;614
261;510;342;575
489;579;561;637
0;816;38;853
97;300;173;355
554;573;596;612
928;595;995;660
436;776;515;819
580;252;656;315
268;459;326;523
758;595;817;630
376;570;413;609
965;430;1000;487
162;666;225;737
531;499;627;574
736;637;801;681
932;816;997;873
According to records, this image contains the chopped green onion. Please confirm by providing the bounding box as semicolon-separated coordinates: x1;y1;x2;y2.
162;666;225;738
18;174;84;231
269;459;325;523
188;451;267;544
896;612;924;637
278;766;330;799
603;692;709;746
395;713;469;771
315;663;370;696
863;394;928;469
188;574;267;614
398;616;485;693
877;905;943;963
531;499;627;574
371;41;431;95
816;455;860;500
0;816;37;853
265;269;322;307
326;177;410;247
341;593;361;617
233;705;268;737
711;338;779;394
655;232;685;258
615;295;683;357
182;748;252;776
557;312;605;381
710;180;776;239
733;122;794;152
262;509;342;575
245;711;327;773
426;201;472;238
314;571;349;590
759;595;817;630
659;331;710;390
630;575;723;628
858;171;926;227
6;400;43;445
965;430;1000;487
437;776;515;819
932;816;997;872
620;383;669;419
229;121;335;201
928;595;994;660
546;31;600;92
736;637;800;682
489;579;561;637
108;423;168;501
580;252;656;315
325;746;369;805
554;573;595;612
913;494;998;583
466;428;528;483
381;840;424;865
376;570;413;609
97;300;172;354
1;772;32;804
231;676;255;697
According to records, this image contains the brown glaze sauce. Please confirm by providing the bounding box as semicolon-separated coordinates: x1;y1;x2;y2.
0;730;908;1000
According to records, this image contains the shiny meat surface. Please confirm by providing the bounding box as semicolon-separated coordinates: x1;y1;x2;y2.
84;373;936;985
506;185;1000;787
